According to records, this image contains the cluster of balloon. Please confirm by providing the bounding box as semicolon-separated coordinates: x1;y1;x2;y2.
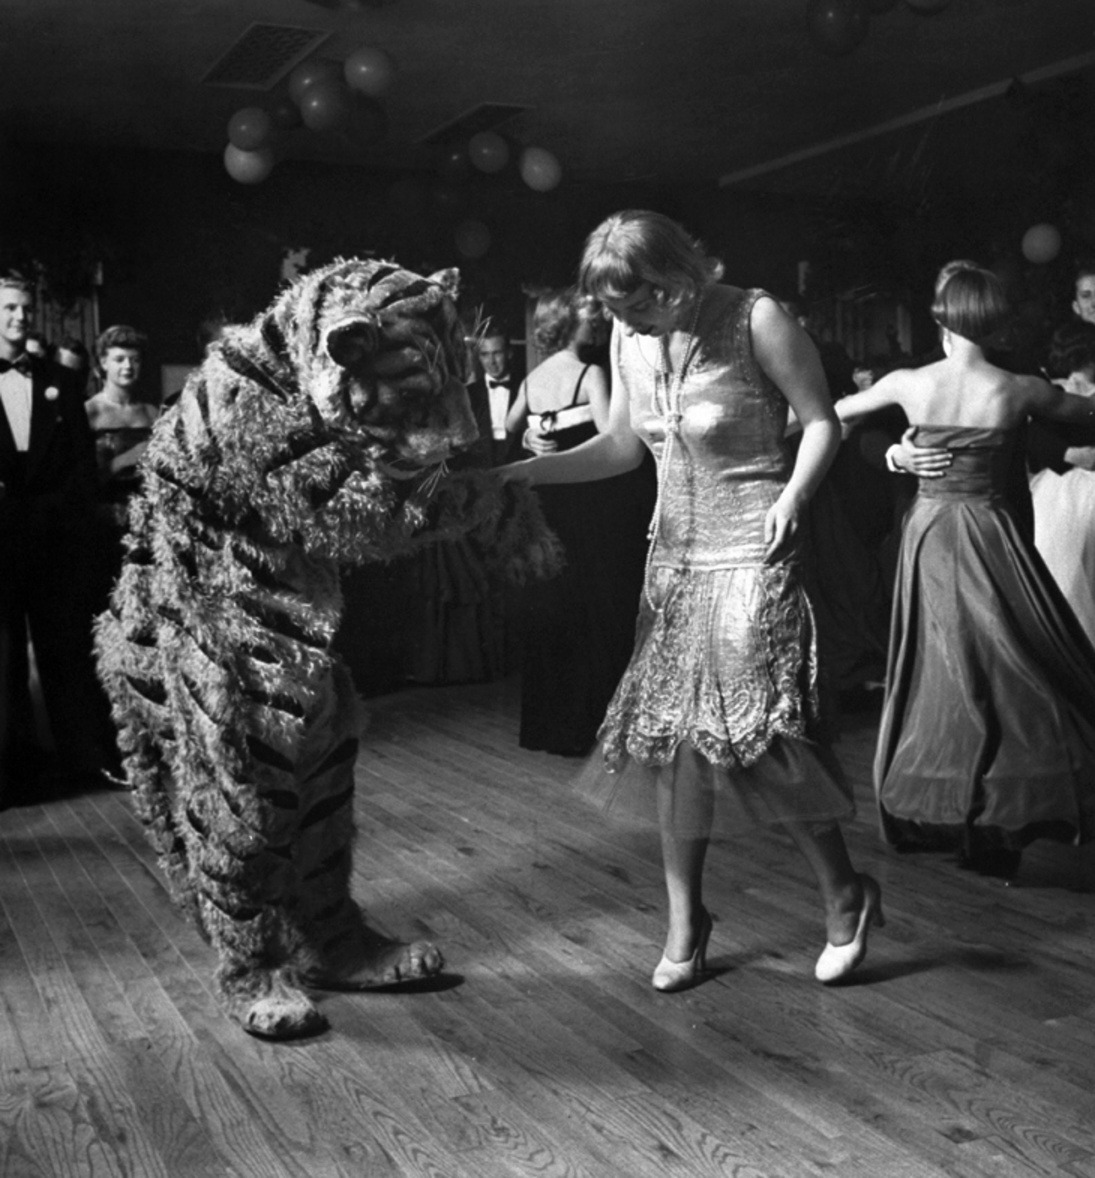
1021;222;1062;265
444;133;563;258
222;45;396;183
806;0;951;57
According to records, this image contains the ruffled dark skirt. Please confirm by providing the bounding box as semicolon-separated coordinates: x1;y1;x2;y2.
875;492;1095;853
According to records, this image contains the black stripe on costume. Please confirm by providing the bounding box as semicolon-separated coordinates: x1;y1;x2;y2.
305;736;358;782
301;784;354;829
245;735;296;774
303;844;350;881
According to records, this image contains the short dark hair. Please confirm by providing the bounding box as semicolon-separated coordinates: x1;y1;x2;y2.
931;260;1010;345
96;324;147;360
1047;318;1095;380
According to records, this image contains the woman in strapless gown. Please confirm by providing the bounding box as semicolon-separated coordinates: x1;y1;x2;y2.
836;261;1095;876
85;325;159;606
504;212;883;991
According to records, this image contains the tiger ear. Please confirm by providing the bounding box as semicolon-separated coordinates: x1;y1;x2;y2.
325;319;379;369
427;268;461;301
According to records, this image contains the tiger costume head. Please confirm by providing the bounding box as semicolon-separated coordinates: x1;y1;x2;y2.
228;257;479;473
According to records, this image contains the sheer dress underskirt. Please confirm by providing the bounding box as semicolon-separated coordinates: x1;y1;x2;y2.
580;559;854;839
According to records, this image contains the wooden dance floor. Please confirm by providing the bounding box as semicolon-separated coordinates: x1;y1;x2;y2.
2;675;1095;1177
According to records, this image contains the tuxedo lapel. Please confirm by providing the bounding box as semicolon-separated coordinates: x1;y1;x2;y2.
0;383;15;457
26;363;60;478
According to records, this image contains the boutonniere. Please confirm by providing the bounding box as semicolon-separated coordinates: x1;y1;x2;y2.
44;386;59;401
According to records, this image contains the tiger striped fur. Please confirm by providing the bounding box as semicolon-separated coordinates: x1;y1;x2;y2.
94;258;561;1039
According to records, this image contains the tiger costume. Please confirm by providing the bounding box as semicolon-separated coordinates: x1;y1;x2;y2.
94;258;560;1039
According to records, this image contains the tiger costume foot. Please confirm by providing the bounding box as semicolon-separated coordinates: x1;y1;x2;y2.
307;936;444;991
229;974;329;1041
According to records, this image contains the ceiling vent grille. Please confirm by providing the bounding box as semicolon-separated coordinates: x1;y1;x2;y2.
203;24;331;90
417;103;531;146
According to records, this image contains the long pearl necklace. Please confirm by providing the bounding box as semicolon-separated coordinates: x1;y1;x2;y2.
643;293;703;609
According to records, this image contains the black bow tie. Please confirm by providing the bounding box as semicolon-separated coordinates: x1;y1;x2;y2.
0;355;31;376
487;379;509;390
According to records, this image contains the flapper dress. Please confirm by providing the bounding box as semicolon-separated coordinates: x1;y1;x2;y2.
590;286;854;835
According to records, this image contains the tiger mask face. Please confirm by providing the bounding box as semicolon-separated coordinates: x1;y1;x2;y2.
274;259;479;473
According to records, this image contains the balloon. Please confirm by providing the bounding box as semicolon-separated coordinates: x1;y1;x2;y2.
227;106;274;152
344;46;396;97
806;0;870;56
468;131;509;174
519;146;562;192
1021;223;1062;265
224;143;275;184
904;0;950;10
288;58;341;106
454;219;491;259
300;81;353;132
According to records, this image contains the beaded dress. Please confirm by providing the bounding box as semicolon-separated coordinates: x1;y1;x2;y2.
591;286;853;835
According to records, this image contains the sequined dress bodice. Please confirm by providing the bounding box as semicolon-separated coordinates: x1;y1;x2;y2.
614;286;793;568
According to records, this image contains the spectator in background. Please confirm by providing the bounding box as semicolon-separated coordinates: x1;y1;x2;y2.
85;325;158;606
0;273;106;805
506;287;652;756
1071;258;1095;327
467;323;523;466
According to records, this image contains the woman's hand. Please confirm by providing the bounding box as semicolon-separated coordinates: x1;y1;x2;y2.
522;428;558;456
764;489;806;565
889;426;952;478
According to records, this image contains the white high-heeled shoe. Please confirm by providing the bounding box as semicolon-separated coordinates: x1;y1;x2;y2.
815;874;884;984
652;909;713;992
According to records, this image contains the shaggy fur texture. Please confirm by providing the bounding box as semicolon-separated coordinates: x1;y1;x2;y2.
94;258;560;1039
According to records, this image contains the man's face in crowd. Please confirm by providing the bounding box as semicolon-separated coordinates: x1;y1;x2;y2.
477;334;510;380
0;285;33;353
1073;273;1095;325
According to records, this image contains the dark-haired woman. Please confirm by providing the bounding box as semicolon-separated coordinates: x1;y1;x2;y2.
85;325;158;606
506;288;653;756
835;261;1095;876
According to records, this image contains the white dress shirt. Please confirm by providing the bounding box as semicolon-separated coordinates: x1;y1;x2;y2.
0;366;32;451
486;377;511;440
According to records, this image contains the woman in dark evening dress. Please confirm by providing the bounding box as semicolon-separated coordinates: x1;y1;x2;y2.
85;325;159;607
504;213;882;991
506;288;652;755
835;261;1095;876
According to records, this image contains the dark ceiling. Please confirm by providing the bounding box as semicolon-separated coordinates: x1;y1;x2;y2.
1;0;1091;201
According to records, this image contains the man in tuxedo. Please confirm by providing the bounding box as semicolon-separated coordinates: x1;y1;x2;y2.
0;273;106;806
467;325;522;466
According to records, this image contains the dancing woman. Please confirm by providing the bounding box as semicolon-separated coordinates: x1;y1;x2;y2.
835;260;1095;877
504;210;882;989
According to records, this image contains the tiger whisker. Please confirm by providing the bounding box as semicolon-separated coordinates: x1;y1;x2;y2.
419;459;450;497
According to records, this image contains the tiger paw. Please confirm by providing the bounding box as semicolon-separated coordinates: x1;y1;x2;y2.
308;937;444;991
231;980;328;1040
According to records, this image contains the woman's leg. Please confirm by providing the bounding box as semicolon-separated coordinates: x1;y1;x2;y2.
657;773;713;961
784;818;867;946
